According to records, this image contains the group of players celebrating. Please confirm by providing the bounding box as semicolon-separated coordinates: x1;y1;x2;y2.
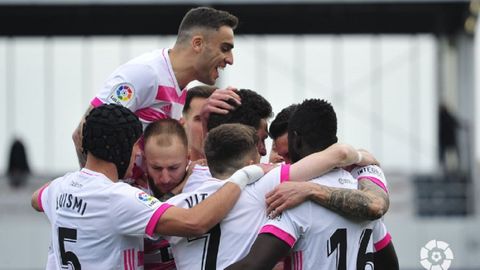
31;6;399;270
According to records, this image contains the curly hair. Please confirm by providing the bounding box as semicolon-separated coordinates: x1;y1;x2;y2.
207;89;273;131
288;99;337;163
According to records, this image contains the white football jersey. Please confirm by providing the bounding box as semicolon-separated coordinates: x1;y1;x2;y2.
182;164;212;193
91;48;187;127
39;168;172;270
351;165;388;193
261;169;379;270
165;165;290;270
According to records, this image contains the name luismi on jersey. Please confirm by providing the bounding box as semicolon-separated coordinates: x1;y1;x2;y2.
56;193;88;216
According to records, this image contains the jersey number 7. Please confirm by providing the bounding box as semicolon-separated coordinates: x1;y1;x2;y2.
187;224;221;270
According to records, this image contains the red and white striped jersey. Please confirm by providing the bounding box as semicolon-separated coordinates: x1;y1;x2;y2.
91;48;187;128
38;168;172;270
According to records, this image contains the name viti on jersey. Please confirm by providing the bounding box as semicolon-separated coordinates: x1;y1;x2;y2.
185;193;208;208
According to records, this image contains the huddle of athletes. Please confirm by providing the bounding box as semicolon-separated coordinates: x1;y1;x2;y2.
31;6;400;270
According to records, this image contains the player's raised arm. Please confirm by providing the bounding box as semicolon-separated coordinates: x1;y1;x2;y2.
155;164;270;236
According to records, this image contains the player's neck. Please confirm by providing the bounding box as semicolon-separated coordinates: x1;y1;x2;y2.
189;148;205;162
169;47;195;89
84;154;119;182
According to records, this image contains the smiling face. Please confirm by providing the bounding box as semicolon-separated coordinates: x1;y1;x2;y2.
195;26;234;85
144;135;189;193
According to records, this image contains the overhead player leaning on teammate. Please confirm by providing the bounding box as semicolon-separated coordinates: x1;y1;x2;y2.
32;104;271;270
72;6;242;167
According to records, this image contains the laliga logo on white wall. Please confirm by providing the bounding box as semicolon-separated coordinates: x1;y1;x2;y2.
420;239;454;270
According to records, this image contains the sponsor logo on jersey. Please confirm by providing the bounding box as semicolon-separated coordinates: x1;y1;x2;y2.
137;191;161;209
108;83;135;106
354;166;382;178
338;178;355;185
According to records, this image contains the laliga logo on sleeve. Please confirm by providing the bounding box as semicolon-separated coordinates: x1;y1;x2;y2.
108;83;134;106
420;240;454;270
137;191;160;209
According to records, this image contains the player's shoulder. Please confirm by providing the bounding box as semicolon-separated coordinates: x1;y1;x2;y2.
311;168;357;189
350;164;385;179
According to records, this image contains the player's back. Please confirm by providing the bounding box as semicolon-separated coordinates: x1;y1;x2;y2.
166;166;285;270
42;168;162;270
263;169;376;270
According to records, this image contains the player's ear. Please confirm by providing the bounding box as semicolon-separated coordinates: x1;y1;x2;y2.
179;117;186;126
191;35;204;53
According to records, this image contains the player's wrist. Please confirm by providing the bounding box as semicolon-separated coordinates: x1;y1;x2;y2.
228;165;265;189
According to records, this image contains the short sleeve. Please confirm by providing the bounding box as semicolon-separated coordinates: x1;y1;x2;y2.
350;165;388;193
372;220;392;252
258;202;311;248
91;64;157;112
244;166;283;204
111;185;173;238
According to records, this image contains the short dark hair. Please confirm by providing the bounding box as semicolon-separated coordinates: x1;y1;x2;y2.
177;7;238;44
205;124;258;178
207;89;273;131
269;104;298;140
182;85;216;115
143;118;188;148
288;99;338;163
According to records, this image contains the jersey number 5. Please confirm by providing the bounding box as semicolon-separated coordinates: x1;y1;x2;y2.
58;227;82;270
327;228;373;270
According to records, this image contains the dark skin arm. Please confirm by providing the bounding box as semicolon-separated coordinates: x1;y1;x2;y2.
226;233;290;270
374;242;399;270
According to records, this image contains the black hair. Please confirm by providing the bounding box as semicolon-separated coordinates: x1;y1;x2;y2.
182;85;216;115
288;99;338;163
269;104;298;140
177;7;238;44
207;89;272;131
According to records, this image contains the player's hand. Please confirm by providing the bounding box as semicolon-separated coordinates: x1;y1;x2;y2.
202;87;241;115
266;182;312;218
355;149;379;167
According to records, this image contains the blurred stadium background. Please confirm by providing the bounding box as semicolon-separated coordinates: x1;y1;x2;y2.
1;0;479;269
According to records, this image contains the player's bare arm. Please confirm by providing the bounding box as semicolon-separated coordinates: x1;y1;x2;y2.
266;145;389;220
72;105;94;168
225;233;290;270
31;181;51;212
155;164;271;237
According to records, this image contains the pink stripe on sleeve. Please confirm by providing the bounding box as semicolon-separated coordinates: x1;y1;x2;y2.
90;97;104;108
178;90;187;105
146;203;173;237
37;184;49;212
374;232;392;251
358;176;388;193
135;107;168;122
280;164;291;183
260;225;296;248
